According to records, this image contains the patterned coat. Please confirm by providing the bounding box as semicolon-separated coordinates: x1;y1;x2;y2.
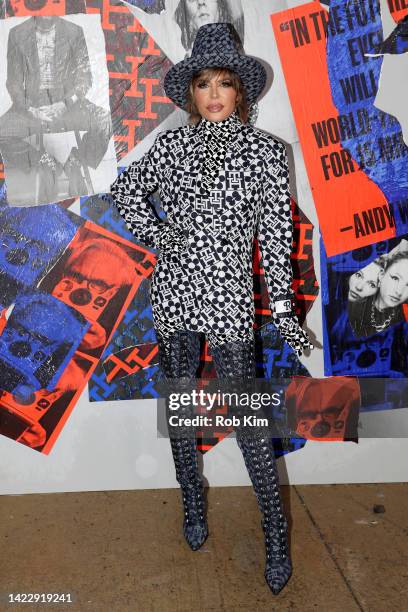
110;121;293;341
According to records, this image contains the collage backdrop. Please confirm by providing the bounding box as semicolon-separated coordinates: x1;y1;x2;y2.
0;0;406;459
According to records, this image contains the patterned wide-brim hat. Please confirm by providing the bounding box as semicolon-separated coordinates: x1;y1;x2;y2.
164;23;267;110
367;15;408;56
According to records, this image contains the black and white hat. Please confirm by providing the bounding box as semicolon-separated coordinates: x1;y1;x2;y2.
164;22;267;110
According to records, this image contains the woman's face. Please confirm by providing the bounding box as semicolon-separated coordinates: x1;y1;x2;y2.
192;71;238;122
377;259;408;309
186;0;220;31
348;262;381;302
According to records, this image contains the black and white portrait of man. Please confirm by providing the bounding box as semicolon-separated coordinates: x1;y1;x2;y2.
0;14;116;206
174;0;244;54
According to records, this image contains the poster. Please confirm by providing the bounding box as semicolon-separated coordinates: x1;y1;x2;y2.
0;0;175;207
1;0;86;19
0;206;157;453
92;0;175;161
0;14;116;206
272;0;408;257
127;0;299;144
322;235;408;377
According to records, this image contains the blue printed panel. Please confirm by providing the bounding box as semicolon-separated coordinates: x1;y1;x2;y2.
360;378;408;411
0;205;82;309
322;237;408;377
258;322;310;379
0;292;89;398
327;0;408;236
124;0;165;12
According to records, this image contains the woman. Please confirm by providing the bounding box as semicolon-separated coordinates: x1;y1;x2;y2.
349;251;408;338
347;239;408;305
347;259;383;303
110;23;313;595
345;259;384;339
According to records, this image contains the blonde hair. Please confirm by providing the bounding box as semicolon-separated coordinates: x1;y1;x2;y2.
186;67;249;125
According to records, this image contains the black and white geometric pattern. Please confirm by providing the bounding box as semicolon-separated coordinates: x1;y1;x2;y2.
110;117;312;354
272;313;313;357
198;111;240;194
156;223;189;255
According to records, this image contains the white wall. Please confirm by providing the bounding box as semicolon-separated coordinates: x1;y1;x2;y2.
1;384;407;495
1;0;407;493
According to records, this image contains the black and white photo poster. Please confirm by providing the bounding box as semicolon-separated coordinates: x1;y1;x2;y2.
0;14;117;206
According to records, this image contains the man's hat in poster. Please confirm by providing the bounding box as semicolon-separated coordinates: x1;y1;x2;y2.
368;15;408;56
164;22;267;110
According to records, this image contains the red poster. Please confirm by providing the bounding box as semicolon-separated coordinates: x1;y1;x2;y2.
272;2;399;257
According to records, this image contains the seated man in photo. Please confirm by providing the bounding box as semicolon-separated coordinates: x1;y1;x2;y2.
0;15;113;203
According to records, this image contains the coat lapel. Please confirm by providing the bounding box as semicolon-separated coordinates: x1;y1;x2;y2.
25;18;40;79
54;18;70;84
180;126;202;171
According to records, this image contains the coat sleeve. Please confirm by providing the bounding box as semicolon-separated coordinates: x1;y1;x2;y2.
257;140;295;318
6;27;26;113
110;135;164;250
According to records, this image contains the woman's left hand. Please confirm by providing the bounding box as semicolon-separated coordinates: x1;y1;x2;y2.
272;314;314;357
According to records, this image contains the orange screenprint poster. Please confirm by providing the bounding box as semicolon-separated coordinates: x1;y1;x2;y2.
5;0;87;18
0;221;156;455
8;0;66;17
271;2;396;257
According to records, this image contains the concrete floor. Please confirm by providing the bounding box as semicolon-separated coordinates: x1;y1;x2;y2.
0;484;407;612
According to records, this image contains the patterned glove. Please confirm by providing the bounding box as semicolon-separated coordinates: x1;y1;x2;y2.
156;223;188;255
272;313;314;357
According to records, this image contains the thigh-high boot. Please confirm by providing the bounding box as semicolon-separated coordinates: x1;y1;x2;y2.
157;330;208;551
210;340;292;595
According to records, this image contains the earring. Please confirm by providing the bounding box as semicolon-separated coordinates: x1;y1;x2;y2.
248;102;259;125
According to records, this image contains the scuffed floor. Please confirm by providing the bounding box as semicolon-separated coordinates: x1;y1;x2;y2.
0;484;407;611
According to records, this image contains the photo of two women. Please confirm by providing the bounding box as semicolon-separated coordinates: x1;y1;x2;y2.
324;237;408;377
347;239;408;338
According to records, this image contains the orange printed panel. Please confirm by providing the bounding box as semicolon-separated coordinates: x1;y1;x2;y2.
0;219;157;454
271;2;396;257
102;342;159;383
6;0;87;17
286;376;360;442
86;0;174;161
8;0;66;17
387;0;408;22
